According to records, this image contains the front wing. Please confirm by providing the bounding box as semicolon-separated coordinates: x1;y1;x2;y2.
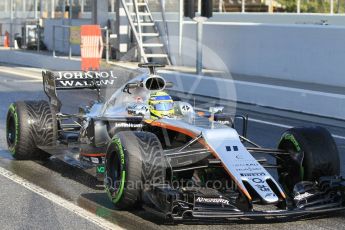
142;176;345;220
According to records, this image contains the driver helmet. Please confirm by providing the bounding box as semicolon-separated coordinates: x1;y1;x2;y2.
148;91;174;119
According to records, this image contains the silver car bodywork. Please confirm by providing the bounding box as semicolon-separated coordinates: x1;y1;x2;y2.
90;72;286;204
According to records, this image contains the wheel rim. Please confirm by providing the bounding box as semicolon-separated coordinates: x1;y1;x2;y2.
105;138;126;204
6;114;16;149
109;151;122;194
278;137;304;193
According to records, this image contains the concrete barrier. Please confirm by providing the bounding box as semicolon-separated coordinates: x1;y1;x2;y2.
164;21;345;88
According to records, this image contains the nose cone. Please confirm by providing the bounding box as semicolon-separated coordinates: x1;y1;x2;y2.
202;128;283;204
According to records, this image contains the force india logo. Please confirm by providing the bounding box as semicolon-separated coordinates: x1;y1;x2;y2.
195;197;230;205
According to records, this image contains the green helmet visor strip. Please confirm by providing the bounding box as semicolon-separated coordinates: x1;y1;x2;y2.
150;107;174;119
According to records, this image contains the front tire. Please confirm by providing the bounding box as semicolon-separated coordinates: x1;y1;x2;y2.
6;101;57;160
104;131;166;210
277;126;340;193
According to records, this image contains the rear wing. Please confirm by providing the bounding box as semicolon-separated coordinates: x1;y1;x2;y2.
42;70;116;111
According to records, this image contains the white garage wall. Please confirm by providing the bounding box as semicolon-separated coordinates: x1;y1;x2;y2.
164;21;345;87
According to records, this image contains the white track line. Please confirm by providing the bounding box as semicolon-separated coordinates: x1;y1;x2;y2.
249;117;345;141
0;167;122;230
248;118;292;129
3;79;42;83
331;134;345;141
0;68;42;80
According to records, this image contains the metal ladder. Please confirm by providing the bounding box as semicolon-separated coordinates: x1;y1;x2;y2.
121;0;171;65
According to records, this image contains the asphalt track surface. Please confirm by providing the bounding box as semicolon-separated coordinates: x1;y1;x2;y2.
0;64;345;229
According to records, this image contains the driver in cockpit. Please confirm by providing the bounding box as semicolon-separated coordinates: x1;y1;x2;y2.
148;91;175;119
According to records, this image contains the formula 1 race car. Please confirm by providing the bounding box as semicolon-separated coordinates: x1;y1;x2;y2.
6;63;345;220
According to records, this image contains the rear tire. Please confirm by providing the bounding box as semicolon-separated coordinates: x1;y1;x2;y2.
104;131;166;210
277;126;340;193
6;101;57;160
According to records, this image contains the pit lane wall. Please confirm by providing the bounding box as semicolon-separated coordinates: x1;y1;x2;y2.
166;21;345;88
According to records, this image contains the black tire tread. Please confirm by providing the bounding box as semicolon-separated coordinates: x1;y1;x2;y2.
106;131;165;210
278;126;340;192
7;101;56;160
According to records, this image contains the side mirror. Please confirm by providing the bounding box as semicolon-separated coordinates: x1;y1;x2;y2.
127;103;149;116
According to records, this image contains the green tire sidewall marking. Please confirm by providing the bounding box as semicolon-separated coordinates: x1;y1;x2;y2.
7;104;19;155
113;171;126;204
283;133;304;180
109;137;126;204
282;134;301;152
